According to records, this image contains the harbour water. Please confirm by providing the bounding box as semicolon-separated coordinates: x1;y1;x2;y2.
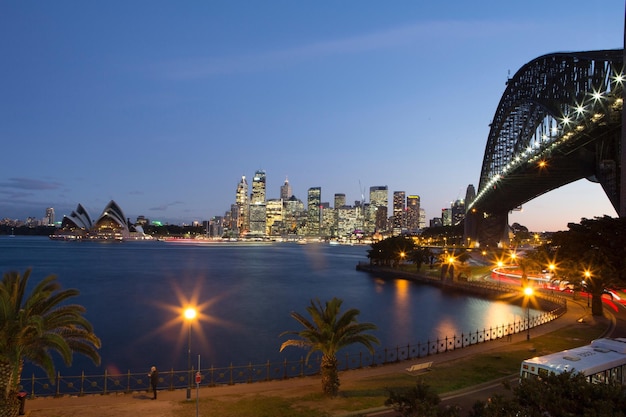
0;236;530;376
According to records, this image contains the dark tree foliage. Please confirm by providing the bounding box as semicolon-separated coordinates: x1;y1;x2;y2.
367;236;416;267
385;379;460;417
537;216;626;315
469;371;626;417
420;224;465;246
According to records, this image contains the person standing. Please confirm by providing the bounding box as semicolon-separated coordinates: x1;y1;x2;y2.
148;366;159;399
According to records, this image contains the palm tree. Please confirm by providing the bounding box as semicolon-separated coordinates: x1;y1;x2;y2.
0;269;101;417
279;297;379;397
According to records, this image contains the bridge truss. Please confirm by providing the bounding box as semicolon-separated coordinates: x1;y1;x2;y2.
466;49;624;246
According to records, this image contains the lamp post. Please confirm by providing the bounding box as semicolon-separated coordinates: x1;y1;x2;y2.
584;270;591;307
184;307;197;400
524;287;533;341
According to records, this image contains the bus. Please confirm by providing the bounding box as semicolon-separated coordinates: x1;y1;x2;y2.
520;338;626;384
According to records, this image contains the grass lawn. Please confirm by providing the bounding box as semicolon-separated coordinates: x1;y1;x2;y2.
175;319;606;417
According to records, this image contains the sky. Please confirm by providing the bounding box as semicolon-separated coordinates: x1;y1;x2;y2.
0;1;623;232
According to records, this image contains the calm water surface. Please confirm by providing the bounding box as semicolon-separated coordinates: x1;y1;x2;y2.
0;236;528;375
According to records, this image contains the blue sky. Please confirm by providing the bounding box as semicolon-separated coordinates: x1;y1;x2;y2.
0;1;622;232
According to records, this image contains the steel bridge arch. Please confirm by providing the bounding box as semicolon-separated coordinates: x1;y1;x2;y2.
466;49;624;247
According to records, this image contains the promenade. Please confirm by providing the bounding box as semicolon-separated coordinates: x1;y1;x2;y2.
23;294;610;417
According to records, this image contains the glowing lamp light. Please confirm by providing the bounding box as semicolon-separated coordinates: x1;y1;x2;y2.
524;287;534;297
184;307;197;320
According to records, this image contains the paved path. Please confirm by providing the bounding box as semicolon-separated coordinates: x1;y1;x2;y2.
23;294;615;417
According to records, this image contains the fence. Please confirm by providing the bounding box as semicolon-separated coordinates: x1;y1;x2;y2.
21;297;566;398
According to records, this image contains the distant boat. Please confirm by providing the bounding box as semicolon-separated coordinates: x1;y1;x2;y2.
9;228;15;238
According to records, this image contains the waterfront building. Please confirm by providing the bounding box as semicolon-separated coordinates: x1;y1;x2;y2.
284;195;305;235
44;207;55;226
249;203;267;237
306;187;321;237
60;203;93;232
235;176;249;236
265;199;283;236
369;186;388;233
227;204;239;236
392;191;406;236
207;216;224;238
337;205;360;239
320;205;336;238
53;201;133;240
406;195;420;234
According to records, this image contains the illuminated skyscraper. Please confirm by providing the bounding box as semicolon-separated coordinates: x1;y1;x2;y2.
334;193;346;208
392;191;406;236
251;170;266;204
235;176;249;235
369;186;388;232
307;187;321;236
249;170;267;236
280;177;292;201
406;195;420;233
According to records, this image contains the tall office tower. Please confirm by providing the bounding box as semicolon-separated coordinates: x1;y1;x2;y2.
334;193;346;208
284;195;305;234
451;199;465;225
235;176;249;235
369;186;388;232
280;177;292;201
265;199;283;236
249;203;267;236
465;184;476;213
419;208;426;229
406;195;421;233
442;207;452;226
44;207;55;226
251;170;266;204
306;187;321;236
337;206;359;238
392;191;406;236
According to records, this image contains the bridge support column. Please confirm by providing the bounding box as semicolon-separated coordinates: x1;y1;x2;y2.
471;211;510;248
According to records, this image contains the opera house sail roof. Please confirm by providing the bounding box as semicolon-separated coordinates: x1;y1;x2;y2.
52;200;134;241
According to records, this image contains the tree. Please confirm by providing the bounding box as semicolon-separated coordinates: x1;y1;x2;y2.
0;269;101;417
409;247;433;271
279;297;379;397
538;216;626;316
386;379;460;417
470;371;626;416
367;236;416;267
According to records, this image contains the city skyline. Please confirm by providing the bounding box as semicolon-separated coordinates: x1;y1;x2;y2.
1;1;622;232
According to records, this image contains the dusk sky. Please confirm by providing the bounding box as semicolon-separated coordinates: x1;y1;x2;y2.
1;1;623;232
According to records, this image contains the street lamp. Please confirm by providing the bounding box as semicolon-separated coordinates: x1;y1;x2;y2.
523;287;533;341
184;307;197;400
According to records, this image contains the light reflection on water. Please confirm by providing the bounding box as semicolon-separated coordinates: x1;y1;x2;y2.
0;237;534;375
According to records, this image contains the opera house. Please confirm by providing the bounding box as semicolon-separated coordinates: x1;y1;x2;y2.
50;200;150;241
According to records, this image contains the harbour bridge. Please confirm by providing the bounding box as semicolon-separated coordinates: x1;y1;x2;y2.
465;49;625;247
